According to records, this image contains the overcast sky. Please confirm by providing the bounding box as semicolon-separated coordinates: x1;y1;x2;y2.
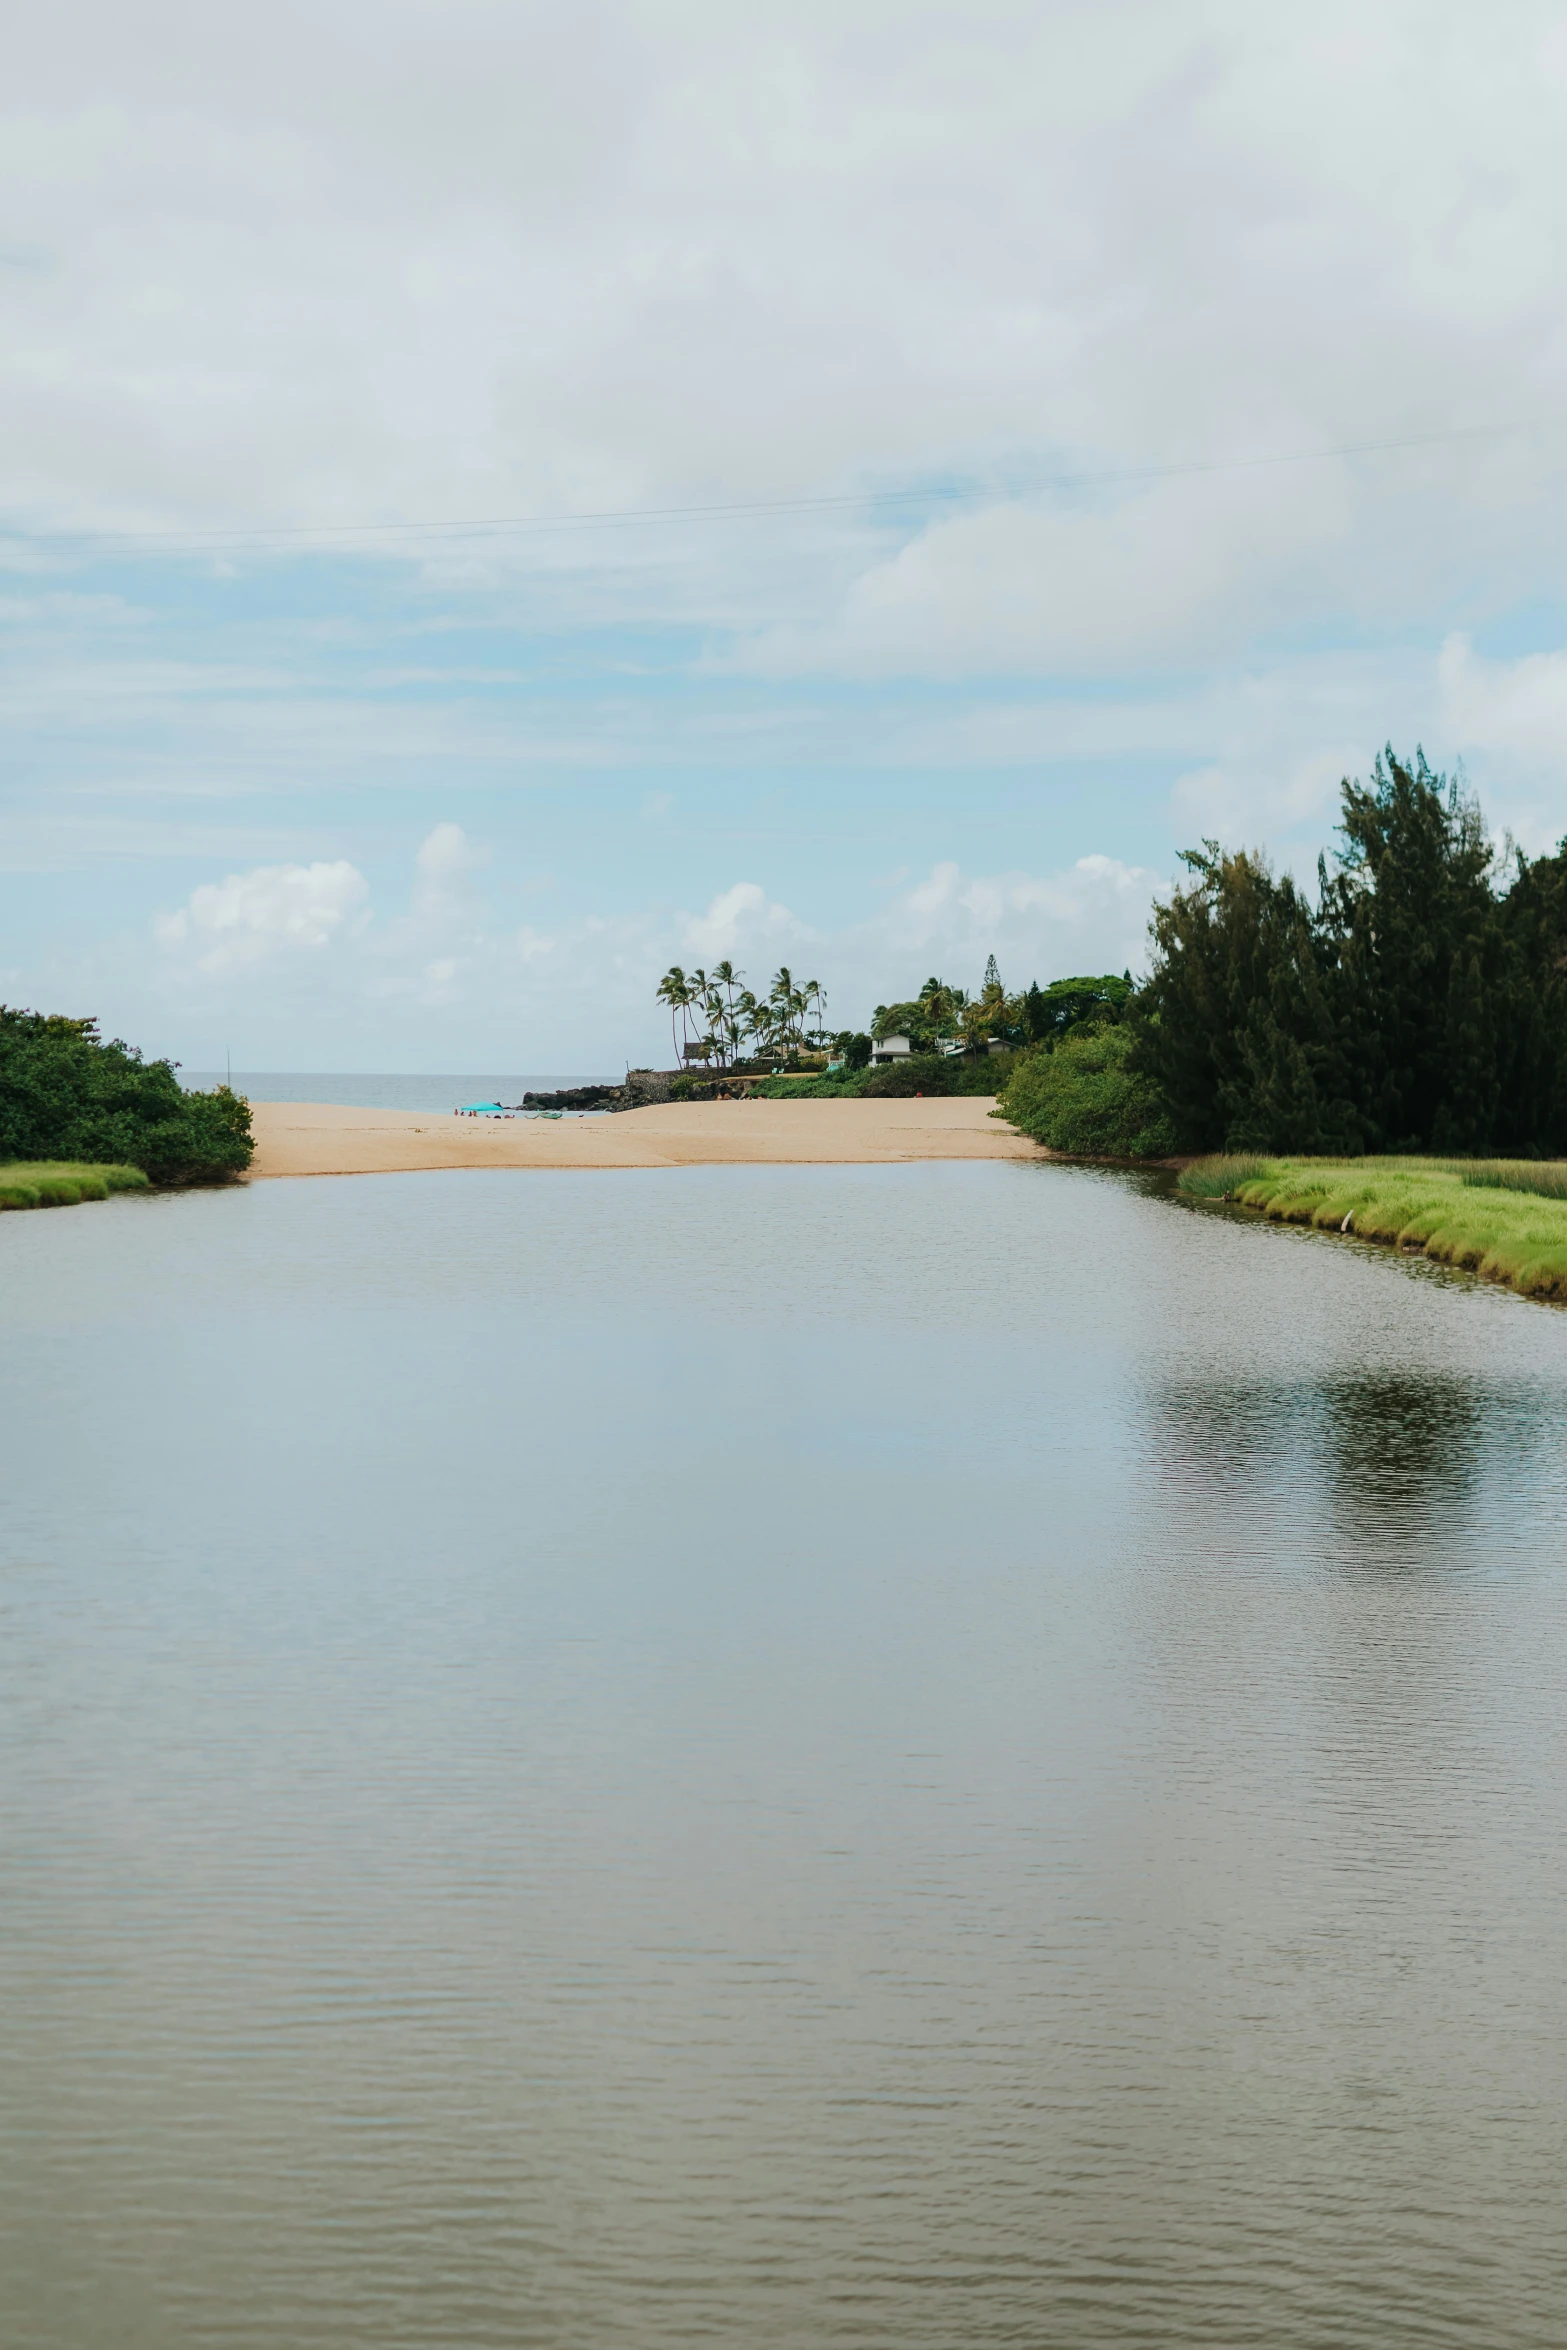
6;1;1567;1069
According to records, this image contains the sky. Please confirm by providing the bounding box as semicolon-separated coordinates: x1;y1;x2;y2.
7;1;1567;1072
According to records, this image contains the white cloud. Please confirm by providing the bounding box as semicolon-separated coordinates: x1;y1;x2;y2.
411;819;488;920
1171;745;1360;846
678;880;806;963
7;2;1567;679
1437;631;1567;766
853;853;1157;992
19;5;1567;1063
414;818;484;886
742;466;1356;678
155;857;369;975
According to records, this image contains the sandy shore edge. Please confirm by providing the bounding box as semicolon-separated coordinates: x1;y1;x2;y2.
247;1096;1036;1177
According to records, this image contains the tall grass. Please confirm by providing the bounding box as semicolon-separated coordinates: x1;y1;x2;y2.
1178;1153;1567;1304
1460;1160;1567;1201
0;1161;151;1211
1175;1154;1271;1199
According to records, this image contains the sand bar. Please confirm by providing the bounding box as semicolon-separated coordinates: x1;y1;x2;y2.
248;1095;1036;1178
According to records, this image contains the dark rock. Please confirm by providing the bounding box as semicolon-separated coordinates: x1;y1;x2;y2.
518;1084;625;1113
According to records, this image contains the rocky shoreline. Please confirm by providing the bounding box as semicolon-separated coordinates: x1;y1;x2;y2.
520;1072;675;1113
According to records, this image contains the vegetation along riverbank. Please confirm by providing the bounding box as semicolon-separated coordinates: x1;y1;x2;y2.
1179;1155;1567;1303
0;1007;252;1187
0;1162;151;1211
659;750;1567;1167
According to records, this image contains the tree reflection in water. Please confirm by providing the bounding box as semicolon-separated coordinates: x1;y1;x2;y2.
1139;1370;1559;1575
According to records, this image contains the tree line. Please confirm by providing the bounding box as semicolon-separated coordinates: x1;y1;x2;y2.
0;1009;253;1182
655;955;1134;1075
1136;750;1567;1156
656;963;830;1067
871;959;1132;1056
656;751;1567;1161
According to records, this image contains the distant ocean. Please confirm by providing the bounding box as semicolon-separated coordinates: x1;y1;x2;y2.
179;1073;617;1112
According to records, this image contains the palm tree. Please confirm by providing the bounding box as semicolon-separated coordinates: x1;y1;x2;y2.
712;960;742;1027
766;967;796;1061
750;996;780;1061
656;966;692;1068
701;984;726;1065
683;968;713;1067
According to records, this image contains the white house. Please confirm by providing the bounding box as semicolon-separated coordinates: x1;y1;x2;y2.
870;1034;912;1062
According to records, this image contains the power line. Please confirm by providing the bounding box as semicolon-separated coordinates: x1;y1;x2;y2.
1;417;1542;556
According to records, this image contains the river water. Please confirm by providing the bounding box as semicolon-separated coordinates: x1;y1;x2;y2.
4;1162;1566;2348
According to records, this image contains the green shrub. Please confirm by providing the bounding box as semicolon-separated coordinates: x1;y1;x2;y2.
755;1072;868;1099
831;1031;873;1070
860;1051;1017;1099
0;1008;252;1182
1001;1025;1177;1157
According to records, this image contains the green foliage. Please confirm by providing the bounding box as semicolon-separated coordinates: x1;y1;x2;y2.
1179;1152;1567;1303
1021;973;1133;1045
871;971;1130;1058
871;996;947;1049
1137;750;1567;1155
834;1031;873;1070
1002;1025;1176;1158
752;1053;1018;1102
755;1072;867;1099
1174;1154;1272;1199
0;1161;150;1212
0;1007;253;1182
657;963;827;1067
861;1052;1017;1098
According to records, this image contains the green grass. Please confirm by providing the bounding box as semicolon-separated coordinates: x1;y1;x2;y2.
1172;1152;1272;1199
0;1161;151;1211
1459;1160;1567;1201
1177;1154;1567;1303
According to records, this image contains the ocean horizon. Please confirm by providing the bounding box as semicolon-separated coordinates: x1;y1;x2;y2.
179;1071;620;1113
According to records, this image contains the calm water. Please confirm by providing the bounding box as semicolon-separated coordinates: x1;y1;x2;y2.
180;1073;617;1110
4;1163;1566;2348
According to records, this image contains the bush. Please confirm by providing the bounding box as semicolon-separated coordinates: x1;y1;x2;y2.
0;1008;253;1183
754;1073;867;1099
1000;1025;1177;1157
860;1051;1018;1098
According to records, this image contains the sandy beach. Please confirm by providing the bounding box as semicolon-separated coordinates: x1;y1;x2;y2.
248;1095;1036;1177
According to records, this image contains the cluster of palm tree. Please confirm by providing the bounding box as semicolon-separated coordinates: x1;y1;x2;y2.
655;963;829;1068
870;959;1014;1054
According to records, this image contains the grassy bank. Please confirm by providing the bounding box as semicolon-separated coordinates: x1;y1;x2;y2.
1178;1155;1567;1303
0;1162;151;1211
